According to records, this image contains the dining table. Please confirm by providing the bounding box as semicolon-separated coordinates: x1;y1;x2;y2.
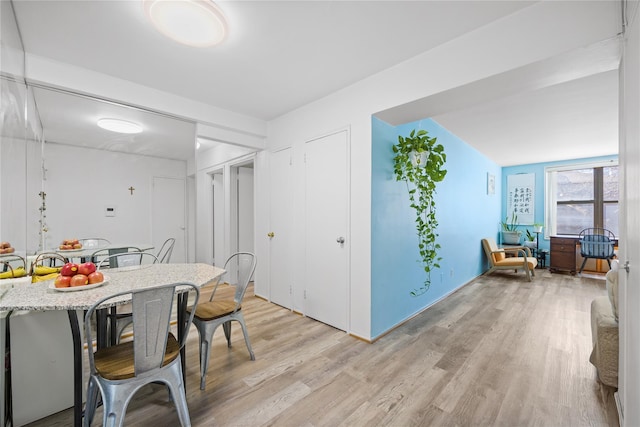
51;242;155;263
0;262;224;427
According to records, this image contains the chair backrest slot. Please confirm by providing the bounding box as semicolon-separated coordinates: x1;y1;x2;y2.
132;286;174;374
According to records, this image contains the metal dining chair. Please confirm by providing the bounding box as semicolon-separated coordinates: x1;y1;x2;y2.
156;238;176;264
91;247;142;269
78;238;111;263
83;282;199;427
186;252;257;390
96;252;159;344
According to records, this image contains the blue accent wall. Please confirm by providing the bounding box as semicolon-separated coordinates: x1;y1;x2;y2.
502;155;618;252
371;117;501;338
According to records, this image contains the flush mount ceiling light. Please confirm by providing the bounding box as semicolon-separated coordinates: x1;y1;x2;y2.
143;0;228;47
97;118;143;134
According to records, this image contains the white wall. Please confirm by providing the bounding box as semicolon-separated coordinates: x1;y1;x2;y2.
263;1;620;340
41;143;186;250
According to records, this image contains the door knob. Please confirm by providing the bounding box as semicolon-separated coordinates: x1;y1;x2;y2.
267;232;275;238
336;236;345;244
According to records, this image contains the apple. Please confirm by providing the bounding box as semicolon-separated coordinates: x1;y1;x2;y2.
78;262;96;276
60;263;79;276
54;275;72;288
70;274;88;287
4;247;14;254
88;271;104;284
73;243;82;249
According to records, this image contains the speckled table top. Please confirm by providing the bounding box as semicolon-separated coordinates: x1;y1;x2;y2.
0;263;224;311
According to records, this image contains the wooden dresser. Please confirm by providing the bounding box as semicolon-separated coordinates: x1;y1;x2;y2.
550;236;577;274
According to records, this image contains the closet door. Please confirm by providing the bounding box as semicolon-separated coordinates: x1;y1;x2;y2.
152;176;186;263
304;131;349;330
268;148;294;309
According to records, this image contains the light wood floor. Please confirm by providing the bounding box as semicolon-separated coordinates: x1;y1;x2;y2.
27;269;619;426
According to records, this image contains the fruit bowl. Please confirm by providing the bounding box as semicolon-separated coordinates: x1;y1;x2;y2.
50;276;109;292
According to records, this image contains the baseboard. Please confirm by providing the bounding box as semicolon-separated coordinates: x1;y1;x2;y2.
614;391;623;425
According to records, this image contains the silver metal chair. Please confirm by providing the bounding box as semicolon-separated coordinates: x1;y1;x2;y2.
96;251;157;270
579;228;616;274
156;238;176;264
0;253;27;278
79;238;111;263
91;247;142;269
79;238;111;249
187;252;257;390
97;252;159;344
83;282;199;427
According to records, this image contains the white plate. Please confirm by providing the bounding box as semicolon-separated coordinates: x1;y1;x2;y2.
50;275;110;292
56;247;86;253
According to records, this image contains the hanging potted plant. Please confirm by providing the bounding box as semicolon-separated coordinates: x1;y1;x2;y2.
393;129;447;296
500;212;522;244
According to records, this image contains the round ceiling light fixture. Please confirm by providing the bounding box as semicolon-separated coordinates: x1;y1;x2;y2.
143;0;228;47
97;118;143;134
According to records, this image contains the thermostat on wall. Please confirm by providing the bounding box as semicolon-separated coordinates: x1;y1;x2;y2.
105;206;116;217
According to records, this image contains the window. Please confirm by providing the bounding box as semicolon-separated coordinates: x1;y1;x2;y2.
545;161;618;237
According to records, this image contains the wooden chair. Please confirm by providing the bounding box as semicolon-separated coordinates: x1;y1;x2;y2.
186;252;257;390
83;282;199;427
481;238;537;281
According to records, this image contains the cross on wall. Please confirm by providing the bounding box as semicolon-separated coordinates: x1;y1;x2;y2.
129;186;135;195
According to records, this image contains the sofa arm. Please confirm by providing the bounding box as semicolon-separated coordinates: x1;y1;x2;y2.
589;296;619;388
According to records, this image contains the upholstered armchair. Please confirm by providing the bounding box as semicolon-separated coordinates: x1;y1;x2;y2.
481;238;538;281
590;260;619;388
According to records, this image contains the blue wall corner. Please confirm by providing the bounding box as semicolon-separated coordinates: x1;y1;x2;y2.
501;155;618;252
371;117;501;338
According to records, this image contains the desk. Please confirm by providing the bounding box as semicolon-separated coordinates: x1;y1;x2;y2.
550;235;618;274
0;263;224;427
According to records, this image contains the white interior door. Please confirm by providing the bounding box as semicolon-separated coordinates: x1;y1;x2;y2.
305;130;349;331
237;166;254;254
152;176;186;263
211;173;225;266
620;15;640;424
269;148;294;308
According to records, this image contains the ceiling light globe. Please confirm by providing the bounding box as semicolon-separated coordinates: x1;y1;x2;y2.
144;0;228;47
97;118;143;134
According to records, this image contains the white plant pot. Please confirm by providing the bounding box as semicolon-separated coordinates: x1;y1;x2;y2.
501;231;521;245
411;150;429;167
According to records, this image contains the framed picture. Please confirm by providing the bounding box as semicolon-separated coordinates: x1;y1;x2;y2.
487;173;495;195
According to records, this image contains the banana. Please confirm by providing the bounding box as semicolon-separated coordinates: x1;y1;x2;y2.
0;267;27;280
31;272;59;283
34;265;61;275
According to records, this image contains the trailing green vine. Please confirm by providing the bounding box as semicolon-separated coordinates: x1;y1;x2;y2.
392;129;447;296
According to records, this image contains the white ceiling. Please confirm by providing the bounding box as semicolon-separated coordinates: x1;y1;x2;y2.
10;0;620;166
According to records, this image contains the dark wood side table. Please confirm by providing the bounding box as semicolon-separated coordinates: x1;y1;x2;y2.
550;236;577;274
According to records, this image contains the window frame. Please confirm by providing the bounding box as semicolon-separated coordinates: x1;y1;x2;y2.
544;160;618;239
